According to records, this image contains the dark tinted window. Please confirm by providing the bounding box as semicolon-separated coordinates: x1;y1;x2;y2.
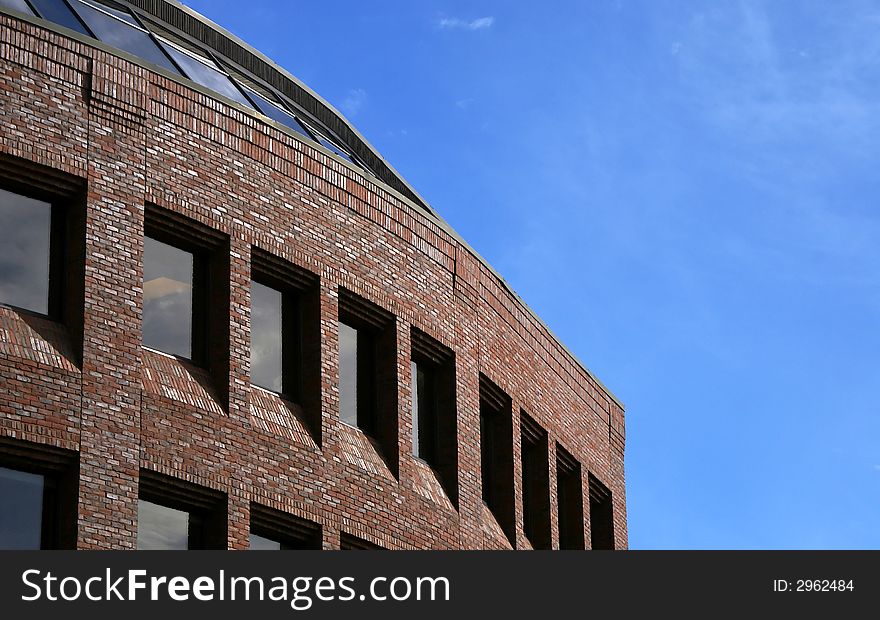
29;0;90;35
521;413;551;549
242;86;312;137
251;280;283;392
411;360;436;461
137;499;188;550
71;0;179;73
0;467;44;550
0;188;51;314
143;236;193;358
338;321;358;427
0;0;35;15
556;446;585;550
589;474;615;550
159;42;252;107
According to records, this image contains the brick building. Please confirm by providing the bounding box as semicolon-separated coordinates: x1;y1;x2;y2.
0;0;626;550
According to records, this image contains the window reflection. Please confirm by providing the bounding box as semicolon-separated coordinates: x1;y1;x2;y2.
338;321;358;427
0;467;44;550
159;41;253;107
0;188;51;315
0;0;34;15
143;236;193;358
28;0;90;35
242;86;311;138
71;0;179;73
137;499;189;550
249;533;282;550
251;280;283;392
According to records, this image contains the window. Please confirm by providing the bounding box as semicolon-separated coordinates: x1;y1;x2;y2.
556;444;585;550
28;0;90;36
0;188;52;315
588;473;615;550
410;328;458;506
249;503;321;550
251;280;283;392
338;321;361;428
143;237;193;359
479;374;515;546
520;411;550;549
238;83;312;138
137;500;188;550
0;467;45;549
338;289;398;476
0;159;87;361
157;38;253;107
339;532;384;550
138;469;227;550
0;0;34;15
0;438;79;550
69;0;179;74
250;249;321;441
144;205;230;403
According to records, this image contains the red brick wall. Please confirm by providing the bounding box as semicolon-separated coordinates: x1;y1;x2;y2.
0;12;627;550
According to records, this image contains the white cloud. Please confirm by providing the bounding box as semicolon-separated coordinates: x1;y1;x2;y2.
438;16;494;31
340;88;367;117
455;98;475;109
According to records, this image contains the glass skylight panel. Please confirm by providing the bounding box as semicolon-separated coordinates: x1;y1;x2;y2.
158;40;253;108
28;0;90;35
0;0;34;15
316;134;354;162
241;85;312;137
71;0;179;73
82;0;136;26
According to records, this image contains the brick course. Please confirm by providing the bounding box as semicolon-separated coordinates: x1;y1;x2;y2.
0;11;627;550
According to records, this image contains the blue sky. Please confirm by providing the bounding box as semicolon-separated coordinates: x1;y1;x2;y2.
183;0;880;549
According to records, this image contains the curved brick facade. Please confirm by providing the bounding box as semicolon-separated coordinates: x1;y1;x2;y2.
0;3;626;550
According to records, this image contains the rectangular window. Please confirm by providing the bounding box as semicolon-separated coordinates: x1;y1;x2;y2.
138;469;227;550
0;156;87;362
250;249;321;440
410;328;458;506
143;236;194;359
588;473;615;550
249;503;321;550
0;467;45;549
0;188;51;315
251;280;283;393
0;438;79;550
338;320;361;428
556;444;585;550
520;411;550;549
144;205;230;403
479;374;515;546
137;499;189;550
338;289;398;477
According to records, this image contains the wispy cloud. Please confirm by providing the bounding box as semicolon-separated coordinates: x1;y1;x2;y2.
438;16;494;31
455;98;475;109
340;88;367;117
